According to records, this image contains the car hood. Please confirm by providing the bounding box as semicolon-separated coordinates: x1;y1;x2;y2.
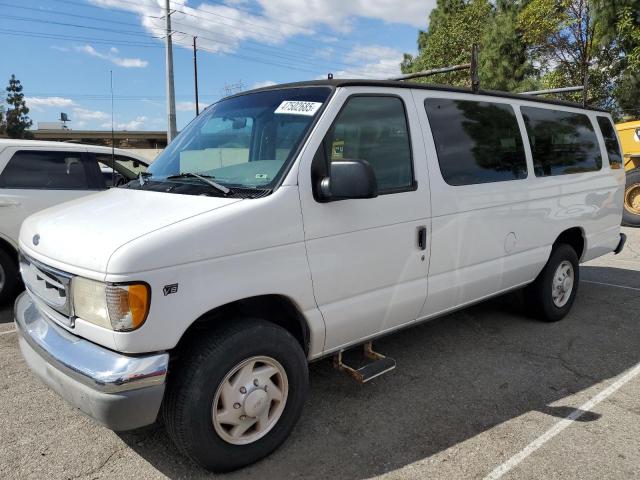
19;188;241;274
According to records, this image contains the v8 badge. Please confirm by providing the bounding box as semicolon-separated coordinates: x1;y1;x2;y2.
163;283;179;296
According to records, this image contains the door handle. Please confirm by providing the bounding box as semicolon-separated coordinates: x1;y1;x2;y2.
417;226;427;250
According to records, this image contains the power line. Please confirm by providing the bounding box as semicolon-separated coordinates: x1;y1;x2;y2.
0;2;147;29
0;28;160;48
4;15;165;39
0;26;323;75
1;16;346;74
45;0;359;58
171;25;356;70
165;6;357;56
3;8;354;71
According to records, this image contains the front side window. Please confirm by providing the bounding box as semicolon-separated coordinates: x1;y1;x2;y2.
596;116;623;169
322;96;413;192
424;98;527;186
0;150;95;189
521;107;602;176
149;87;330;192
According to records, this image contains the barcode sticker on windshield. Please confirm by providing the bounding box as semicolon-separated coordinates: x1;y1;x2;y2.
274;101;322;116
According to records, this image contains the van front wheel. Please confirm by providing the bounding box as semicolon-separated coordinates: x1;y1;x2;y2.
162;318;308;472
525;244;579;322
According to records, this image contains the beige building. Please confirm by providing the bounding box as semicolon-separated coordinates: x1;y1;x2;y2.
31;129;167;162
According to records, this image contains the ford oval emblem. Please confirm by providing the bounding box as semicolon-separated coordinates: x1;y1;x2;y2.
32;234;40;246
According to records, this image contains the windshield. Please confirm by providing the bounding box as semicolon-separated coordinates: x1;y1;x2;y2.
148;87;331;191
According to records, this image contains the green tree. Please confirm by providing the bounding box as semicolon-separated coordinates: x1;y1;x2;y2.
479;0;537;91
593;1;640;118
517;0;614;108
401;0;493;87
0;104;5;136
5;74;32;139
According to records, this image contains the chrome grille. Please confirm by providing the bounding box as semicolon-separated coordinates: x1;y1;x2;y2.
19;254;73;321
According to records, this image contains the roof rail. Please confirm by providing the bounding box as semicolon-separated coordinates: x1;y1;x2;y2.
391;63;471;81
520;86;584;96
392;45;480;93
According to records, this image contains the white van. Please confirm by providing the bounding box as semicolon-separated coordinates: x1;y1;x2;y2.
0;140;148;302
14;81;626;471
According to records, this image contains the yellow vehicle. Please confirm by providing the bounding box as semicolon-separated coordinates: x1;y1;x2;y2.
616;120;640;226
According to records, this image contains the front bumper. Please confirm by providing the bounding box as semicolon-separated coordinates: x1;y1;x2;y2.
14;292;169;431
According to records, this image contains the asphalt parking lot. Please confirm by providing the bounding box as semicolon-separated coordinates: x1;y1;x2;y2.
1;228;639;480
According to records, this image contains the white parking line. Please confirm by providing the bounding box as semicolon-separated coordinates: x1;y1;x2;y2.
581;279;640;292
0;328;16;336
484;362;640;480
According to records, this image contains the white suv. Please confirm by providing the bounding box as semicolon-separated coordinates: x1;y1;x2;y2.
0;140;148;302
14;81;626;471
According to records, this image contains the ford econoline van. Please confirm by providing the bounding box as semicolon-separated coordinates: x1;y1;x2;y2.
14;80;626;471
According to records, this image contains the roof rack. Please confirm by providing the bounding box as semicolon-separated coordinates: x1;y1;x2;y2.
391;44;588;106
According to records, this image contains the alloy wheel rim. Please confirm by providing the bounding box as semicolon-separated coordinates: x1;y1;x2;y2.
212;355;288;445
624;184;640;215
552;260;574;308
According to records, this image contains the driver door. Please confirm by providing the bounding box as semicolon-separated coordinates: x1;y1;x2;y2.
298;87;431;353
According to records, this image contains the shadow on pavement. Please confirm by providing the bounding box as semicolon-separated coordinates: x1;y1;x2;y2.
536;405;601;422
581;265;640;289
116;270;640;479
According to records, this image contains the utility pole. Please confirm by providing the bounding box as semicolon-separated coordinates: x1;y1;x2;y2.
193;36;199;116
165;0;177;142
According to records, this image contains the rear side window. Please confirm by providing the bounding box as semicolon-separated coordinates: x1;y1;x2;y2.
521;107;602;176
424;98;527;186
324;96;413;193
0;150;94;189
596;116;623;169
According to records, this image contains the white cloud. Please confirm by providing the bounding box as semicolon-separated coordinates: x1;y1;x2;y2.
73;107;110;121
256;0;434;29
176;101;209;112
251;80;277;89
50;45;69;52
26;97;78;111
76;44;149;68
88;0;435;57
102;116;149;130
331;45;404;79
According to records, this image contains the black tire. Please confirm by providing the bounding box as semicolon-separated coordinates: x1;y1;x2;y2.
162;318;308;472
0;248;20;305
622;168;640;227
524;243;579;322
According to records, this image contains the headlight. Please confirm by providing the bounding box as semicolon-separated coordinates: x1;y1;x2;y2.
72;277;150;331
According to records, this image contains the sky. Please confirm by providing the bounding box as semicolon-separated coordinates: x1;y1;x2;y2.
1;0;437;131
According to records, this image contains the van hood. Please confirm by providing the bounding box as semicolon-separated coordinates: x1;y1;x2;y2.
19;188;241;274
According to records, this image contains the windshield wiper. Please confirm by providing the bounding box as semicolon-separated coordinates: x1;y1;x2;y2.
166;172;231;196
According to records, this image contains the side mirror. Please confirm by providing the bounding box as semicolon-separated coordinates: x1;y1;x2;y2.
317;159;378;202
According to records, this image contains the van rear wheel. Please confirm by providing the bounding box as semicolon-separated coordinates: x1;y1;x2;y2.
525;244;579;322
162;318;308;472
622;168;640;227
